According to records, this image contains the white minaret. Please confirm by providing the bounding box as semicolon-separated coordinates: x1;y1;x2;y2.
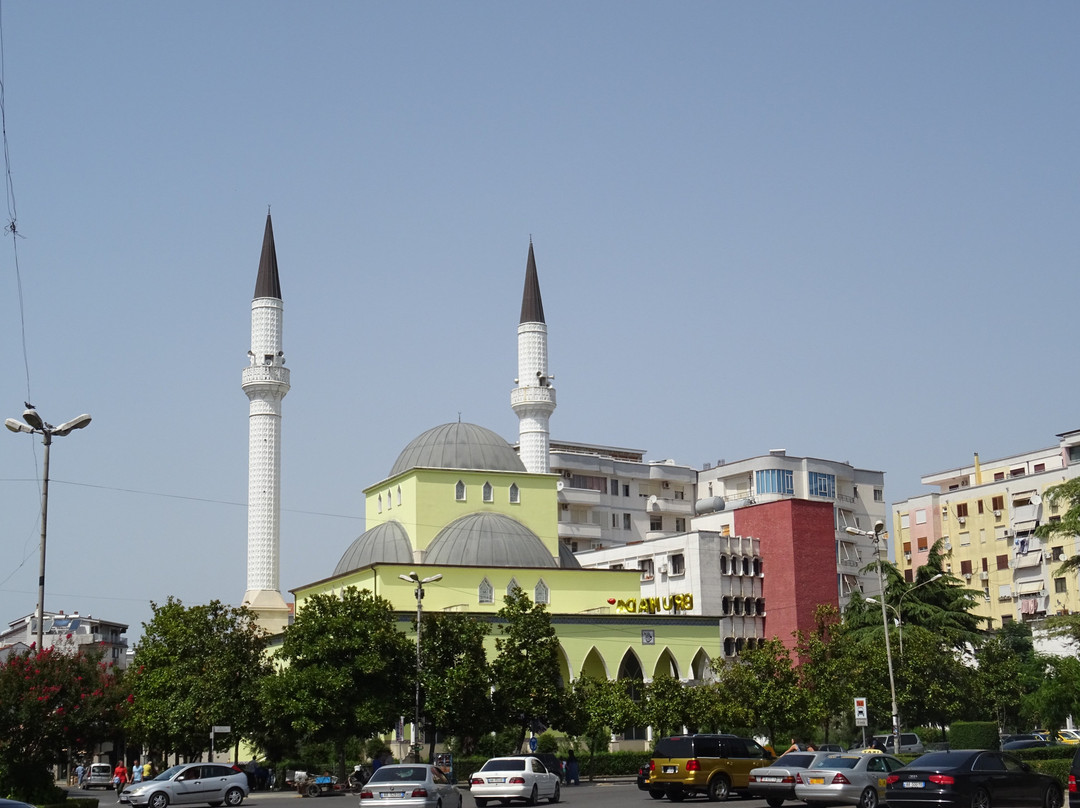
511;241;556;474
241;213;291;633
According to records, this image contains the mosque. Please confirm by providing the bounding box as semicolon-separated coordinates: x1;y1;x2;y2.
238;215;773;749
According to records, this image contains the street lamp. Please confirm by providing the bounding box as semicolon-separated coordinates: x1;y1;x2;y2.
846;520;900;755
867;572;944;657
398;570;442;762
6;405;92;651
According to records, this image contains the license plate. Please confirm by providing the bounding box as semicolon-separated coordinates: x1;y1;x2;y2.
760;777;781;783
662;766;677;774
489;778;506;783
902;782;925;789
378;793;406;799
808;778;825;785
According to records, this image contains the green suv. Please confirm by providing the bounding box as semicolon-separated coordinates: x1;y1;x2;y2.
649;734;773;801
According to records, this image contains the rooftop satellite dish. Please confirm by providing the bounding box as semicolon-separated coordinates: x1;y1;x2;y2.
556;480;564;491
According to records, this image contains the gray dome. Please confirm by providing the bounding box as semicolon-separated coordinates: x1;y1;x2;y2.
391;423;526;477
558;542;582;570
334;520;413;575
426;513;556;567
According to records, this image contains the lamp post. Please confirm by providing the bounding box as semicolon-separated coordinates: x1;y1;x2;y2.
867;572;944;658
398;570;442;762
6;405;92;651
846;520;900;755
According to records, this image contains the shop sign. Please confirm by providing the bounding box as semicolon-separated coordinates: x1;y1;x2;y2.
611;593;694;613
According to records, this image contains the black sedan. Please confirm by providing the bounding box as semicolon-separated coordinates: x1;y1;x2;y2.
885;750;1062;808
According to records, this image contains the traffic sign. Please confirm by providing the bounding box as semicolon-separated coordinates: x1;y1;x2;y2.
854;697;868;727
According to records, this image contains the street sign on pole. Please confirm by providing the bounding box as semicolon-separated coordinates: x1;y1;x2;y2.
854;697;868;727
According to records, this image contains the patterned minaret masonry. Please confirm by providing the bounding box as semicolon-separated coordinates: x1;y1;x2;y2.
242;214;290;605
511;241;556;474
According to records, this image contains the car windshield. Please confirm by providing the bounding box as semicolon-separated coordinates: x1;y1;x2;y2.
481;759;525;772
155;765;187;781
774;754;816;768
653;738;694;758
813;756;859;770
369;767;427;783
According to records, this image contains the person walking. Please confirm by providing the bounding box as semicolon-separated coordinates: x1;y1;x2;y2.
75;763;86;789
132;760;144;785
564;750;579;786
113;761;129;800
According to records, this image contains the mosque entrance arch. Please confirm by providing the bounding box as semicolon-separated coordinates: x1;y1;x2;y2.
652;647;679;680
617;650;647;741
579;647;608;681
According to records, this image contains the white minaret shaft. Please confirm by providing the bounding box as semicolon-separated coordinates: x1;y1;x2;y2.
242;214;290;601
511;241;556;474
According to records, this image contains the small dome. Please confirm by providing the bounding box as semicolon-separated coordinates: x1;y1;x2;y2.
334;520;413;575
391;423;526;477
558;542;582;570
426;513;556;567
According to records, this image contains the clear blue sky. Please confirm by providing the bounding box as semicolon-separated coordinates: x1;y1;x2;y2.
1;2;1077;640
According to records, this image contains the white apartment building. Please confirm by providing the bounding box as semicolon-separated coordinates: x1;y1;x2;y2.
0;610;130;668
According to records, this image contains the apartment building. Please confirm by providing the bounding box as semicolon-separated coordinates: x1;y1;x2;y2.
0;610;130;668
893;429;1080;629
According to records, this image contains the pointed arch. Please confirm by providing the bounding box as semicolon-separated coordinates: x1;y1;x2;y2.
455;480;466;501
534;578;550;605
483;481;494;503
579;647;608;680
509;483;520;504
478;577;494;604
617;649;647;741
506;577;520;597
691;648;713;682
556;643;572;687
653;647;680;680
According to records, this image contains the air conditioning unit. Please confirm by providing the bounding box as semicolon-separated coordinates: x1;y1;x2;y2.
562;471;571;479
944;541;952;550
662;481;670;489
964;572;972;580
658;565;668;574
993;509;1002;517
958;517;966;525
980;571;989;580
560;503;569;511
904;552;912;561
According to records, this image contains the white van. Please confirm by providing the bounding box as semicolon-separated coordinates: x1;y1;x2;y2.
86;763;115;789
872;733;924;754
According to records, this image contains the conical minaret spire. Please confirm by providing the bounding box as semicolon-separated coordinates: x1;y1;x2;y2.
511;241;556;474
241;213;291;632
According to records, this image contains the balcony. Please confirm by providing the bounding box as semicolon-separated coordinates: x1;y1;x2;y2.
557;522;602;541
558;487;602;506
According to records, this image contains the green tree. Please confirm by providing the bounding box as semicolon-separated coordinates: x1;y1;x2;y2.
261;587;414;778
418;612;493;757
796;605;858;744
1025;655;1080;734
713;638;809;746
127;598;269;759
562;676;640;777
1035;478;1080;647
491;588;563;752
973;622;1042;733
895;625;978;737
641;674;687;737
0;645;127;801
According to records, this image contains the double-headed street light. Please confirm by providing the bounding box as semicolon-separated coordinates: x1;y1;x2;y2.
867;572;943;657
398;570;442;762
6;405;92;651
846;519;900;755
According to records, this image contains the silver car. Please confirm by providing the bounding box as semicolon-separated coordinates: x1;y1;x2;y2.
794;752;905;808
749;751;838;807
361;764;461;808
120;763;249;808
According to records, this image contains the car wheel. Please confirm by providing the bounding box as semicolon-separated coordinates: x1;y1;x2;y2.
1045;786;1063;808
549;783;560;804
304;783;321;799
766;798;784;808
474;800;488;807
149;792;169;808
527;785;538;806
971;788;991;808
224;787;245;807
648;791;665;801
859;787;878;808
707;776;730;802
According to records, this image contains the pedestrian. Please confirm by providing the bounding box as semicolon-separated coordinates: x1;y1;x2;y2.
564;750;579;786
132;760;144;784
76;762;86;788
113;761;129;799
143;760;153;781
784;738;815;753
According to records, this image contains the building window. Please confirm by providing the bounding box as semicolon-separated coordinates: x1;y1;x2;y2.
721;596;731;615
507;578;520;596
396;486;402;506
386;490;392;509
994;472;1005;481
623;484;630;497
960;560;973;575
378;494;383;513
1034;463;1046;473
755;468;794;495
534;579;550;604
623;513;632;530
808;472;836;498
610;479;619;496
455;480;466;501
1010;468;1025;477
904;568;913;583
1055;578;1067;594
478;578;494;604
977;500;984;514
743;557;751;576
874;489;884;502
996;554;1009;570
611;514;618;529
917;538;928;551
720;556;729;575
650;515;662;531
992;495;1004;511
671;554;685;575
956;503;969;518
509;483;520;504
675;517;686;532
483;481;494;503
570;474;605;491
674;490;684;500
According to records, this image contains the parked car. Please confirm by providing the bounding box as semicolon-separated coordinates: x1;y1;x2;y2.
1069;746;1080;808
360;764;461;808
795;752;904;808
637;763;651;792
649;733;773;801
817;745;845;753
86;763;115;790
1059;730;1080;745
885;749;1063;808
119;763;249;808
872;733;925;754
748;751;836;807
1002;739;1061;751
0;800;35;808
469;756;560;806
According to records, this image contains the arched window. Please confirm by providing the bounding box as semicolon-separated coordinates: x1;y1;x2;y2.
723;637;735;656
455;480;466;501
721;596;731;615
396;486;402;506
509;483;520;504
377;494;383;513
534;579;549;605
720;556;729;575
735;637;745;653
742;556;751;576
733;598;744;615
745;597;755;615
506;577;520;597
757;598;766;615
386;490;392;509
478;578;494;604
754;557;763;576
483;481;494;503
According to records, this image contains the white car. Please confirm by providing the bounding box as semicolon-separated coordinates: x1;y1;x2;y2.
361;764;461;808
470;756;560;806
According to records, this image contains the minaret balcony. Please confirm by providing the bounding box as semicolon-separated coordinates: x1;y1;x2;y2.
511;386;556;407
242;365;291;387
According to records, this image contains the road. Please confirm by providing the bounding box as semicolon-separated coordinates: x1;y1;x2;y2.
70;780;781;808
